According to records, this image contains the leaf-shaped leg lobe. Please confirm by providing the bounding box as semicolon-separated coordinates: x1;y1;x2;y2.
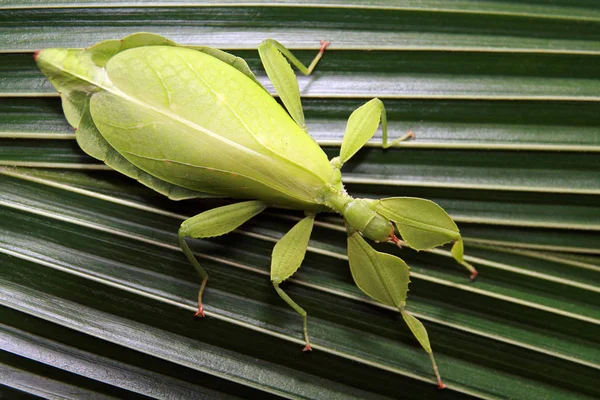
347;232;410;308
258;39;330;131
179;201;267;316
401;310;446;389
334;98;414;169
35;34;210;201
271;215;315;351
450;238;478;280
378;197;477;279
347;231;445;387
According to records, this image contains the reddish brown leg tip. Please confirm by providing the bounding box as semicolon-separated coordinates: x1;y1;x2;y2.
437;382;448;390
33;50;41;61
470;269;479;281
389;235;403;248
194;304;205;318
302;344;313;352
319;40;331;51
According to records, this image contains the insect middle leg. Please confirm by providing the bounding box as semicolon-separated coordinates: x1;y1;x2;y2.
178;200;267;316
270;214;315;351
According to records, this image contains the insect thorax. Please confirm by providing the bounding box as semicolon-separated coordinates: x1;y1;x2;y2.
322;189;394;242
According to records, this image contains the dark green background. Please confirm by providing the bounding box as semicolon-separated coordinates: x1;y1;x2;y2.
1;2;599;399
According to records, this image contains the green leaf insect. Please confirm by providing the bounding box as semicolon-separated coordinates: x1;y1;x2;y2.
35;33;476;389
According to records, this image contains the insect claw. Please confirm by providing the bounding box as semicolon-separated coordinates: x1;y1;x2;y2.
428;351;446;390
302;344;313;352
194;303;205;318
470;269;479;281
389;235;407;248
319;40;331;52
193;277;209;317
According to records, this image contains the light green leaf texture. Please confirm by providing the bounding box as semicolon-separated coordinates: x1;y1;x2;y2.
339;98;383;164
181;200;267;239
271;215;315;283
347;232;410;309
377;197;461;250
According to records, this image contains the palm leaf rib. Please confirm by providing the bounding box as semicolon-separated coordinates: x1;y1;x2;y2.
1;2;599;399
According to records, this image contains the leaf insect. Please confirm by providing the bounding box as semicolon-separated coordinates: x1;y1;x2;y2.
36;33;477;389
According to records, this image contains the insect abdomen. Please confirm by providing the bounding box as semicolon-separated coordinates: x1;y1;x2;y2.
90;46;334;208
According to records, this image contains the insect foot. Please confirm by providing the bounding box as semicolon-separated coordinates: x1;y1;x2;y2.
194;277;208;318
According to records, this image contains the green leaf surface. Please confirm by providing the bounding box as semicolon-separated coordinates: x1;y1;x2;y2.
6;52;600;101
2;0;600;23
0;283;388;400
3;140;599;195
1;175;599;399
1;2;599;399
1;319;245;399
3;4;600;53
3;97;600;152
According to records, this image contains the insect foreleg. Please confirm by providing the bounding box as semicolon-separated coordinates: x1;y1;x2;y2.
258;39;330;130
270;214;315;351
332;98;414;169
178;201;267;316
376;197;477;280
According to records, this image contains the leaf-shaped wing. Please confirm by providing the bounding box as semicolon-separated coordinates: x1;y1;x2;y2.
35;33;210;200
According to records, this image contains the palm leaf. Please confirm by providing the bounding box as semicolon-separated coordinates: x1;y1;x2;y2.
1;1;599;399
